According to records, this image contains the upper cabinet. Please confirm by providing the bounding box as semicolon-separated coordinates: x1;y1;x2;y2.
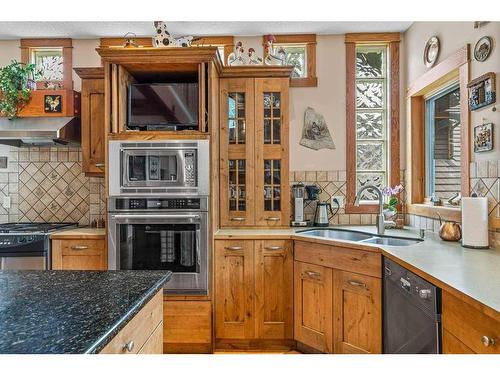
74;67;105;176
219;67;292;228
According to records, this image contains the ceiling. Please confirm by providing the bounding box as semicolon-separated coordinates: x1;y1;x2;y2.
0;21;413;39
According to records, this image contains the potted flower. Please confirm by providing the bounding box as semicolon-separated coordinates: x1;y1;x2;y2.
381;184;403;221
0;60;40;119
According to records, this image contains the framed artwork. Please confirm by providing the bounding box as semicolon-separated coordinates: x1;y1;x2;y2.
467;72;496;111
474;123;494;153
44;95;62;113
474;36;493;62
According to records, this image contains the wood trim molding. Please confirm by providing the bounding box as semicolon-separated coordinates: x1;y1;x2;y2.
407;203;461;222
74;67;104;80
262;34;317;87
345;37;401;214
406;45;471;215
407;45;470;97
100;37;154;48
345;33;400;43
20;38;73;90
220;66;294;78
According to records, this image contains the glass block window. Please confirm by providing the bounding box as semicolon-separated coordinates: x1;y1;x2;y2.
355;45;389;200
275;44;307;78
31;48;64;82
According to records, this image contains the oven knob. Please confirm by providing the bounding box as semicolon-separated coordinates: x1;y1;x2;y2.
419;289;432;299
18;237;27;243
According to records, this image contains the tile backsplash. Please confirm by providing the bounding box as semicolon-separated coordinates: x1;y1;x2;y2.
0;146;105;225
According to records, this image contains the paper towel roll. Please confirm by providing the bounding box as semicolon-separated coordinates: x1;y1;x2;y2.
461;197;489;248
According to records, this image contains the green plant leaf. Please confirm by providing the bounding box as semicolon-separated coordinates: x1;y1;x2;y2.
0;60;39;119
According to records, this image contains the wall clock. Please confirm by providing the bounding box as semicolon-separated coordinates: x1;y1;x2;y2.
423;36;440;68
474;36;493;62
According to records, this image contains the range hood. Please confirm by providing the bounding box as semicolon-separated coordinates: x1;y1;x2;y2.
0;117;81;147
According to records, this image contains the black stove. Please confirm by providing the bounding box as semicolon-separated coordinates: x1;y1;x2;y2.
0;222;78;234
0;222;78;270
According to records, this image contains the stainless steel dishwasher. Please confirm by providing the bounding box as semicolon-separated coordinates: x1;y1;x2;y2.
383;257;441;353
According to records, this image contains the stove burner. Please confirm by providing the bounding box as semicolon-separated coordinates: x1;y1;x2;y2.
0;222;78;234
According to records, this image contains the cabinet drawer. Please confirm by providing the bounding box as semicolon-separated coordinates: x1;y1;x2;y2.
100;290;163;354
442;329;475;354
442;291;500;354
294;241;381;278
58;239;105;255
138;321;163;354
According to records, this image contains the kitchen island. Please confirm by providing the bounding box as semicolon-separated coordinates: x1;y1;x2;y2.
0;270;171;354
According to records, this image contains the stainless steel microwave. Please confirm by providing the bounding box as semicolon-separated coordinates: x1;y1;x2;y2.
109;140;209;196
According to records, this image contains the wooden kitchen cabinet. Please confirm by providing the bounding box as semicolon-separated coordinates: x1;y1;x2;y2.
74;67;105;176
333;270;382;354
294;261;333;353
214;239;293;344
215;240;255;339
255;240;293;339
219;68;292;228
51;238;106;270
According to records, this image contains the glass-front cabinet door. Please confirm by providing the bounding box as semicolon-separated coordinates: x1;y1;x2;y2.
220;78;255;226
255;78;290;226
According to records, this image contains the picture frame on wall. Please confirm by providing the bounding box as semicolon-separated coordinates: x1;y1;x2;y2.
474;123;494;153
467;72;496;111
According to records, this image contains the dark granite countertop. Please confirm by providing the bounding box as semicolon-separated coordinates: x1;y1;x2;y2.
0;270;171;354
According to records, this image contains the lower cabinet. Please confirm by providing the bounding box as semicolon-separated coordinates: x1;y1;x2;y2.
100;290;163;354
294;261;333;352
293;241;382;354
214;239;293;343
51;238;106;270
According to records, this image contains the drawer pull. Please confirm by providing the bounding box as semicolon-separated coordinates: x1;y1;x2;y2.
265;217;280;221
264;246;284;251
122;340;135;352
230;217;245;222
305;271;321;278
95;163;105;168
224;246;243;251
481;336;496;347
348;280;367;289
71;245;89;250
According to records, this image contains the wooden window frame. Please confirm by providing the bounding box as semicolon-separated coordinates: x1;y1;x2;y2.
406;45;471;222
345;33;401;214
100;36;234;64
262;34;317;87
20;38;73;90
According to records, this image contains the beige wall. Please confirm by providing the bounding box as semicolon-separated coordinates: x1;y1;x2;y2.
404;21;500;162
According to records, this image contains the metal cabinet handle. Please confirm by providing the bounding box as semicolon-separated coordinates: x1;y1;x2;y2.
95;163;105;168
348;280;367;289
305;270;321;278
264;246;284;251
122;340;135;352
224;246;243;251
481;336;496;347
265;217;280;221
71;245;89;250
230;217;245;221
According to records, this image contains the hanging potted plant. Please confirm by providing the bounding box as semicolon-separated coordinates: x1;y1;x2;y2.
0;60;40;119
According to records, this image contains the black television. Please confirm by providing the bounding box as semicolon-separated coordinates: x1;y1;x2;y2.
127;83;199;131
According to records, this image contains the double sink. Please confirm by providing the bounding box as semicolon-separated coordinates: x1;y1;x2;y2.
297;228;423;247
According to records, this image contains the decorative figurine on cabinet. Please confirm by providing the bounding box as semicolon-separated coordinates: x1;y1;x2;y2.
227;41;247;65
247;48;263;65
153;21;198;47
264;35;286;65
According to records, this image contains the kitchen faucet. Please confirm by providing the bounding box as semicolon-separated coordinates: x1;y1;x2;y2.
354;185;385;235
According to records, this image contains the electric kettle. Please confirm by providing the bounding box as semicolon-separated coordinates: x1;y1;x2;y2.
314;201;335;227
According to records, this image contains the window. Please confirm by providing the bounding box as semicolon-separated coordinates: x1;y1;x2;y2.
262;34;317;87
345;33;400;213
20;38;73;90
425;84;461;200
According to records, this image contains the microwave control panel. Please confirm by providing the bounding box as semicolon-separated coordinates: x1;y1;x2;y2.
116;198;201;210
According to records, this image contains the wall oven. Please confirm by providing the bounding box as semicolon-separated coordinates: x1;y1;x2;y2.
108;196;209;294
109;140;209;196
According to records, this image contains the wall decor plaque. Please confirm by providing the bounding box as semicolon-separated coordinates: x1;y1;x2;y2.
467;72;496;111
300;107;335;150
474;36;493;62
423;36;440;68
474;122;494;152
44;95;62;113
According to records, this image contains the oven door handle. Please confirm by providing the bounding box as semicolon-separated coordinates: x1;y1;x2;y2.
110;214;202;223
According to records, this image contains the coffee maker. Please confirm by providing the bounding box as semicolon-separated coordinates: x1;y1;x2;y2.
291;183;308;226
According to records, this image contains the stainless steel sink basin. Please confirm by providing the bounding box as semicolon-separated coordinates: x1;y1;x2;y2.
360;237;422;246
297;229;373;242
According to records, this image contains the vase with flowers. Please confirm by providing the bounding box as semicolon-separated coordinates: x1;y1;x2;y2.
381;184;403;221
